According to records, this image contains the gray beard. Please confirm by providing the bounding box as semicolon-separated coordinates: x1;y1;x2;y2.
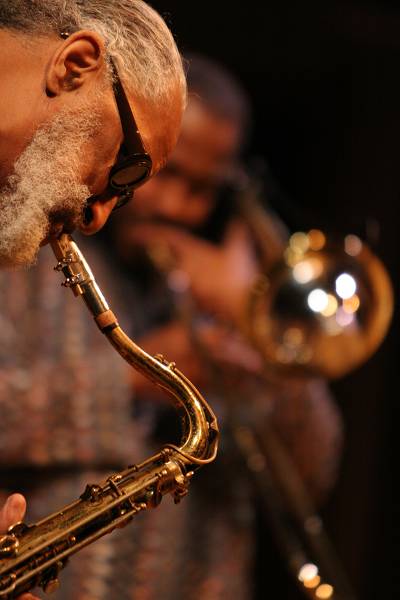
0;107;100;269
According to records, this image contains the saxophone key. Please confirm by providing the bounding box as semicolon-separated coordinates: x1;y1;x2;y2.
0;534;19;558
0;572;16;593
61;274;84;288
107;476;124;498
43;578;60;595
80;484;103;503
42;561;64;595
6;522;29;537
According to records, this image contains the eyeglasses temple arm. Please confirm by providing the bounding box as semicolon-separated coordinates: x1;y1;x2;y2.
108;58;148;156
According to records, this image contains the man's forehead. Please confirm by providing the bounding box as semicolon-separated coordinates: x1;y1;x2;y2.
181;100;240;149
171;102;240;178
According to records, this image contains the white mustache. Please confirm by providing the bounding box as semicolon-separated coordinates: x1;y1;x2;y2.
0;107;98;269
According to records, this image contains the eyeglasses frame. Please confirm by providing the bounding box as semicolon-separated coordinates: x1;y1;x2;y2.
108;58;153;209
60;32;153;211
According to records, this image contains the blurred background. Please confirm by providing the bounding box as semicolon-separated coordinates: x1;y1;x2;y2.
148;1;399;597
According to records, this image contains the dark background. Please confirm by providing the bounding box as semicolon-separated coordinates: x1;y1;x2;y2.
150;1;399;598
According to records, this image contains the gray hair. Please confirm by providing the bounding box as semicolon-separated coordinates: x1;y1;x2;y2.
0;0;186;110
185;53;252;143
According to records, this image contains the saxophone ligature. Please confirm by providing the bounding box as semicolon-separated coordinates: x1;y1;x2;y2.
0;234;219;599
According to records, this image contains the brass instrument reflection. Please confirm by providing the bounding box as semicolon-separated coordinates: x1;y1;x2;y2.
246;228;393;380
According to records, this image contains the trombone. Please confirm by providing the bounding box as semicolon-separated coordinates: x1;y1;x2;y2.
147;171;393;600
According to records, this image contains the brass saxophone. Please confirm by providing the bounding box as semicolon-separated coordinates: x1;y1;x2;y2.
0;233;219;599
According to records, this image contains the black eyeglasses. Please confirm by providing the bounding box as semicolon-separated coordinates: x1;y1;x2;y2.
60;32;152;210
107;58;153;209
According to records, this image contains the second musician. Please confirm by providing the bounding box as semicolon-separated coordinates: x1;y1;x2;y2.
106;54;344;599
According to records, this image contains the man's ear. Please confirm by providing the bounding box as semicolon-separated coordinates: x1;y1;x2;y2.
46;30;106;96
79;196;119;235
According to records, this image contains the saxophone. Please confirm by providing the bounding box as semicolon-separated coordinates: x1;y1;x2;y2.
0;233;219;599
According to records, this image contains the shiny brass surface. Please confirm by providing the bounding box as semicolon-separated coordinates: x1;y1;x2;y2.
246;231;394;379
0;234;218;599
233;184;394;380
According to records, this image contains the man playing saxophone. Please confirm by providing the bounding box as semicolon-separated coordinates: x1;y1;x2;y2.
0;0;186;269
0;1;187;597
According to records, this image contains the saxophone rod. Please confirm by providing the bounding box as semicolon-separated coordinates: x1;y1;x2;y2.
232;421;357;600
185;309;355;600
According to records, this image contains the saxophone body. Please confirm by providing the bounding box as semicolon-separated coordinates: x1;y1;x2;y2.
0;234;219;599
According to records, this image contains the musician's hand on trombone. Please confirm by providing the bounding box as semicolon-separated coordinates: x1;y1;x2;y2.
124;220;259;322
197;322;264;376
132;318;265;407
0;495;41;600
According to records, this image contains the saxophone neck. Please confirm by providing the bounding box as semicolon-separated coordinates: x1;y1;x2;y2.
51;233;109;317
50;232;219;465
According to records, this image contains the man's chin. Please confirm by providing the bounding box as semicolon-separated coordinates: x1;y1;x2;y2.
0;240;42;270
